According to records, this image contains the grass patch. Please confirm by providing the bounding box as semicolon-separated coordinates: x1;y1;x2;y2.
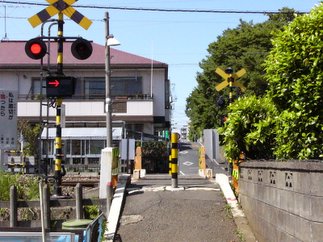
224;204;233;219
235;229;246;242
0;171;40;201
84;205;99;220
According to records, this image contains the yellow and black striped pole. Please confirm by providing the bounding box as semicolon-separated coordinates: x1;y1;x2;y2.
57;12;64;74
171;133;179;188
229;74;234;105
54;12;64;197
169;153;171;175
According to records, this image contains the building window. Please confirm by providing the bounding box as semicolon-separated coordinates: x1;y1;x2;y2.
30;79;46;100
84;78;105;99
165;79;170;109
111;77;142;97
72;140;81;155
88;140;105;154
126;124;143;132
65;140;71;155
83;76;143;99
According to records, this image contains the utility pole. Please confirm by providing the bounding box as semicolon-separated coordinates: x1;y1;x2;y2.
105;12;113;147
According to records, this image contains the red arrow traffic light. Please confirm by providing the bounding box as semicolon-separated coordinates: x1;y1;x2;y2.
48;79;60;87
46;76;76;98
25;38;47;59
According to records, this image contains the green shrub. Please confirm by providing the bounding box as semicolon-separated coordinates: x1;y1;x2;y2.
141;141;169;173
84;205;99;220
219;95;277;160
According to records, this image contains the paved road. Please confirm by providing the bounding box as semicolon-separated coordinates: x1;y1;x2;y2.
179;141;229;177
178;141;200;176
115;142;241;242
116;175;240;242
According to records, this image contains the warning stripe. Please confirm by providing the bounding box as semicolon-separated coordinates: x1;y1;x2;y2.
28;5;59;28
171;133;179;178
28;0;91;30
46;0;59;4
63;0;76;5
63;6;92;30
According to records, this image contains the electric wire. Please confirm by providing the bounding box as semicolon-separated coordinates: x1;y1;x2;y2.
0;0;309;15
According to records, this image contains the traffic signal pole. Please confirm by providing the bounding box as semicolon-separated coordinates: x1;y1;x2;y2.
26;0;93;198
53;12;64;197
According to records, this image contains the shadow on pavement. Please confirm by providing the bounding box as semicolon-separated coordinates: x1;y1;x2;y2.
178;142;192;151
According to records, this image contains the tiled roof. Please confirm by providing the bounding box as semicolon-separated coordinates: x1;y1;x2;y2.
0;40;167;68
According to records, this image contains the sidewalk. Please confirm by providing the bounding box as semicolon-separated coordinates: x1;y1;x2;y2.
106;174;256;242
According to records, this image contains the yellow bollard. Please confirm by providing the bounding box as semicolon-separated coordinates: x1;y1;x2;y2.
171;133;179;188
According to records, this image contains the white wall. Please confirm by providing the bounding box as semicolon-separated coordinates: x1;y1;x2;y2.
18;100;154;117
1;67;167;123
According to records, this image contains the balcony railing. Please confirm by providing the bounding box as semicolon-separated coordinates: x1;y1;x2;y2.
112;101;127;113
18;94;154;117
20;94;153;101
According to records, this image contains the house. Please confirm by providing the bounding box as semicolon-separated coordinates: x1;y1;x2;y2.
0;40;171;170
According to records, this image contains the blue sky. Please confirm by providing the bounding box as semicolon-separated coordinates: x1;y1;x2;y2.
0;0;321;129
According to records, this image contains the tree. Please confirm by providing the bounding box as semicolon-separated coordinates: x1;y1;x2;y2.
17;120;42;157
265;4;323;159
186;8;296;138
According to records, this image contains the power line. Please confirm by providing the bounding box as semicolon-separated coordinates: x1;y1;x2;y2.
0;1;308;15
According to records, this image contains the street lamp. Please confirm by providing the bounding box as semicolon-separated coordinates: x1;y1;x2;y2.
105;12;120;147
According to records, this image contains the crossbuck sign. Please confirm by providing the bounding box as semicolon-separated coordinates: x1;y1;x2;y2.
28;0;92;30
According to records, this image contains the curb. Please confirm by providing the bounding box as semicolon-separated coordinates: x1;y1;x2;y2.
216;173;257;242
104;175;130;242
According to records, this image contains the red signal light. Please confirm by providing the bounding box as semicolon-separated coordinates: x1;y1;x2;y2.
30;43;42;55
25;38;47;60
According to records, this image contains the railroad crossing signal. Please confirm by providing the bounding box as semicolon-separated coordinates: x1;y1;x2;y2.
46;75;76;98
28;0;92;30
25;38;47;60
71;38;93;60
215;67;246;92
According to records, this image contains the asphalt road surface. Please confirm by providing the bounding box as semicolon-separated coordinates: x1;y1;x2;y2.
115;142;240;242
178;141;200;176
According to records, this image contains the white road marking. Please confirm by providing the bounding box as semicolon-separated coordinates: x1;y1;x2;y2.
213;159;220;165
185;187;220;191
180;171;186;176
183;161;194;166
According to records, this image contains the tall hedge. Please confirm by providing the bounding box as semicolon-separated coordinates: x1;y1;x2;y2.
264;4;323;159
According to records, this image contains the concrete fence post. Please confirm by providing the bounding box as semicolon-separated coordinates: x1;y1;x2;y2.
10;185;17;227
43;184;50;229
75;183;83;219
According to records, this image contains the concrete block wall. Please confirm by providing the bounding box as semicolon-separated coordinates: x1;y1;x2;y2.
239;161;323;242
